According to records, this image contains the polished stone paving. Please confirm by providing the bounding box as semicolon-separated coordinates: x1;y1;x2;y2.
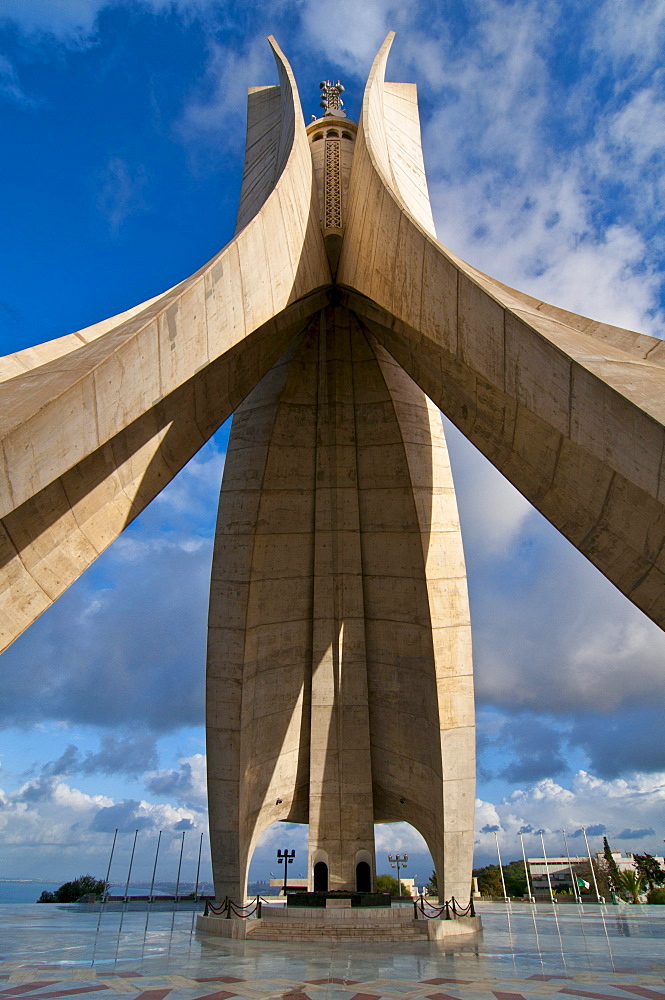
1;904;663;1000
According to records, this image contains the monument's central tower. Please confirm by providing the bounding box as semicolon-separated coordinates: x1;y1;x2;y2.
205;72;474;901
307;81;357;275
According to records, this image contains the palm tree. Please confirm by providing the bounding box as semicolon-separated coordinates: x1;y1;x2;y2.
614;870;644;904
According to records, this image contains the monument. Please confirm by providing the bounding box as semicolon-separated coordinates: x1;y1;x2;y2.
2;35;665;912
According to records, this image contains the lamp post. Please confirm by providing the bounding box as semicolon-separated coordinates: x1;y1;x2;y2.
388;853;408;896
277;848;295;897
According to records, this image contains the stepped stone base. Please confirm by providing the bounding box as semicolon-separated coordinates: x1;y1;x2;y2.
196;906;482;941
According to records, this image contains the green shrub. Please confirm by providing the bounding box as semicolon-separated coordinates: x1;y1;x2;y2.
36;875;108;903
646;886;665;904
375;874;409;897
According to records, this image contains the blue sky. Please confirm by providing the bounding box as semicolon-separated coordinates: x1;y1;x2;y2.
1;0;664;889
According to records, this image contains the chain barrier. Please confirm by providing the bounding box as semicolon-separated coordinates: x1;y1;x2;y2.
413;895;475;920
204;894;474;922
203;895;264;919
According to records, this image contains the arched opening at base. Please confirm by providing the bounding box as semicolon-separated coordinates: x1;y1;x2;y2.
247;821;307;896
374;822;434;898
313;860;329;892
356;860;371;892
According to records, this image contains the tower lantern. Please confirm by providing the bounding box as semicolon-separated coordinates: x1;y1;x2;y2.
319;79;346;116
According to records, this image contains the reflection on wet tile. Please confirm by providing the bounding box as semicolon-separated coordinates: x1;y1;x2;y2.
0;904;662;1000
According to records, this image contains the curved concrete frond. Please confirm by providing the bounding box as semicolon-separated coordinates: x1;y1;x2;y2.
340;32;665;631
0;39;330;652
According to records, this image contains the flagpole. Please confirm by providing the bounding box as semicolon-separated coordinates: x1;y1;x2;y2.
123;830;138;903
539;830;555;904
194;832;203;902
519;832;535;903
175;830;185;904
149;830;162;904
101;828;117;905
582;826;603;903
494;830;509;903
561;829;579;903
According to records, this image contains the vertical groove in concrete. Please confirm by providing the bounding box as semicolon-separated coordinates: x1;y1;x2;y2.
207;307;474;903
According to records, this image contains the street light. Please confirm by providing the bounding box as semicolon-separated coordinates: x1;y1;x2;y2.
388;853;408;896
276;848;295;897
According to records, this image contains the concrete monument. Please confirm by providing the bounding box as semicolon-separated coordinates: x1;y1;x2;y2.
2;35;665;908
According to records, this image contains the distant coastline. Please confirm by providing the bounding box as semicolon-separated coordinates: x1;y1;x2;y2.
0;879;276;904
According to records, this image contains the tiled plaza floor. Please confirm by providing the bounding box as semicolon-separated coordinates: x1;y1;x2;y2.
1;904;663;1000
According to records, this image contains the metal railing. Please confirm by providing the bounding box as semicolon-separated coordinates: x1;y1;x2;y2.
203;895;268;919
413;894;475;919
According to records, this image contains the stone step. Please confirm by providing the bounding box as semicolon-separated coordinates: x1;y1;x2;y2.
247;921;428;940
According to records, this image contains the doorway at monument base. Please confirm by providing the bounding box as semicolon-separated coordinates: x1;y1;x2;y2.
196;906;482;941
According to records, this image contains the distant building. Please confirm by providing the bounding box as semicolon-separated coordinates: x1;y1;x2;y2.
527;852;665;898
528;855;588;897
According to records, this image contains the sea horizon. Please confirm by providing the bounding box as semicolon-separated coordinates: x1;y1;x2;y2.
0;878;277;904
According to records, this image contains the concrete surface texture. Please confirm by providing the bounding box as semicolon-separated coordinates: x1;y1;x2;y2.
2;33;665;914
206;306;474;903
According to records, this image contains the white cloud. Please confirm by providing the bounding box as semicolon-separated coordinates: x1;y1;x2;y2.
0;54;34;106
405;1;665;337
374;821;427;854
0;0;105;42
145;753;207;810
97;157;149;235
468;506;665;716
590;0;665;75
0;762;209;880
153;439;226;516
179;36;274;150
445;418;534;558
477;769;665;865
0;0;218;45
299;0;408;70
